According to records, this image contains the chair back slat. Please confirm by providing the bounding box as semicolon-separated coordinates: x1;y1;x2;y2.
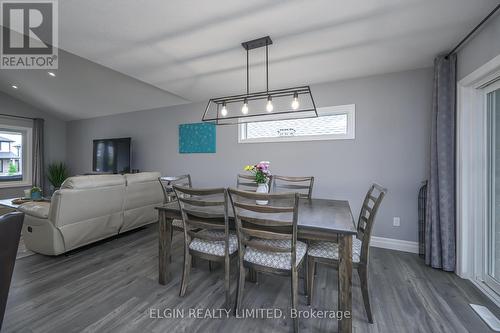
274;184;311;190
181;207;226;220
239;181;258;187
237;174;272;192
233;202;295;213
237;214;292;227
240;228;293;241
159;174;192;203
243;239;292;253
173;185;231;256
179;196;225;207
357;183;387;264
184;218;226;231
272;175;314;199
229;188;299;264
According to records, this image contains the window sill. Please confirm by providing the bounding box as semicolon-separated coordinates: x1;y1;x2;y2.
0;181;32;189
238;134;355;144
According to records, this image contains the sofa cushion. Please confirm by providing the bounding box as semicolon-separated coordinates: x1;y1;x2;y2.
124;172;161;185
18;201;50;219
61;174;125;189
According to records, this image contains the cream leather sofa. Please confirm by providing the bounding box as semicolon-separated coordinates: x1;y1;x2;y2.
19;172;163;255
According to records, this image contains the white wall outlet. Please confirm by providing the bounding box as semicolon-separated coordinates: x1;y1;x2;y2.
393;217;401;227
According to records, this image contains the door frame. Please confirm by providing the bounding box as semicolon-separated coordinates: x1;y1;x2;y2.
457;53;500;305
483;80;500;295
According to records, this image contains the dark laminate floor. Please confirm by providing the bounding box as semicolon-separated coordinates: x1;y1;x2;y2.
3;224;500;333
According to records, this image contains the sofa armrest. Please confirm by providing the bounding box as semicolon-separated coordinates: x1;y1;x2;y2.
18;201;50;219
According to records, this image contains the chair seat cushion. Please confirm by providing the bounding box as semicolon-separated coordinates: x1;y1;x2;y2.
308;237;362;263
244;239;307;270
172;219;184;228
189;230;238;256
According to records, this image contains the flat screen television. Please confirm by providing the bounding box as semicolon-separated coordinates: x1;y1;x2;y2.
92;137;131;174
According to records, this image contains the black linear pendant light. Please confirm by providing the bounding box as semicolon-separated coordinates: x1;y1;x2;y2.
202;36;317;125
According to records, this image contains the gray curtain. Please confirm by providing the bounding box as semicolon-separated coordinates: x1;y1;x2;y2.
32;118;45;192
425;54;456;271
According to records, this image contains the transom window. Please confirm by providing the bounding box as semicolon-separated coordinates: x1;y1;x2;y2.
238;104;355;143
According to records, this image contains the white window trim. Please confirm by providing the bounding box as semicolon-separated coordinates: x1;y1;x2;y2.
457;53;500;307
0;124;32;188
238;104;355;144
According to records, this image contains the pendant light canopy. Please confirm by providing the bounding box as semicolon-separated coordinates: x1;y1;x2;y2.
202;36;317;125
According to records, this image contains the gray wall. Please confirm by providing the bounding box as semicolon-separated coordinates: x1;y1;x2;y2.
458;12;500;80
66;68;433;242
0;91;67;199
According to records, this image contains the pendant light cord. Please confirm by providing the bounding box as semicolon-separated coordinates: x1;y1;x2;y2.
266;41;269;93
246;48;249;95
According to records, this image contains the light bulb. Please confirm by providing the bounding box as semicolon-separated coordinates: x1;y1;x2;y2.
266;96;273;112
221;103;228;117
242;99;249;115
291;92;299;110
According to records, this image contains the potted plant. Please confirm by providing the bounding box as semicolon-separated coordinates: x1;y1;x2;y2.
30;186;42;201
47;162;69;191
244;161;271;205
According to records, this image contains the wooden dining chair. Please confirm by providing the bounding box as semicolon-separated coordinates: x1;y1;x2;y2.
159;174;192;230
228;188;304;333
173;185;237;308
306;183;387;323
237;173;272;192
272;175;314;199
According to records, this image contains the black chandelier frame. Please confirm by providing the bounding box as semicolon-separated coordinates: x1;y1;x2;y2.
202;36;317;125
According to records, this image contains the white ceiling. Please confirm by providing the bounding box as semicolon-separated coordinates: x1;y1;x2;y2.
0;47;188;120
0;0;498;120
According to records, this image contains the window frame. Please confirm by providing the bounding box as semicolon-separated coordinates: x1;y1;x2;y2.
238;104;355;144
0;123;33;188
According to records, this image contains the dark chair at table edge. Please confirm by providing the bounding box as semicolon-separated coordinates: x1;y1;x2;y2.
0;212;24;331
172;185;237;308
306;183;387;324
228;188;302;333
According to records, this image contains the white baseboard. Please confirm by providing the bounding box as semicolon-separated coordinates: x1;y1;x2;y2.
370;236;419;254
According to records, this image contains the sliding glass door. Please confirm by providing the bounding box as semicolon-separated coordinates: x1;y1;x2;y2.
486;81;500;294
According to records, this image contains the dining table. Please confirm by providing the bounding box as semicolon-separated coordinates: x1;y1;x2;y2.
155;198;357;333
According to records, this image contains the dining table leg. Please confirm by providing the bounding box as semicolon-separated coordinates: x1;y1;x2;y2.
338;234;352;333
158;210;173;285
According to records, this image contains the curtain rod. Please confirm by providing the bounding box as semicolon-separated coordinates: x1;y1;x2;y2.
446;4;500;59
0;113;38;120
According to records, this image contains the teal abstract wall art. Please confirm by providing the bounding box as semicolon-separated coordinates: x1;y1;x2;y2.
179;122;216;153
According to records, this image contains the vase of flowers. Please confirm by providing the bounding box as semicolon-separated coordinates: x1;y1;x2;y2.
244;161;271;205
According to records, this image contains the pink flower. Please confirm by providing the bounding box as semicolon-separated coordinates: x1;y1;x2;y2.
256;161;269;170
